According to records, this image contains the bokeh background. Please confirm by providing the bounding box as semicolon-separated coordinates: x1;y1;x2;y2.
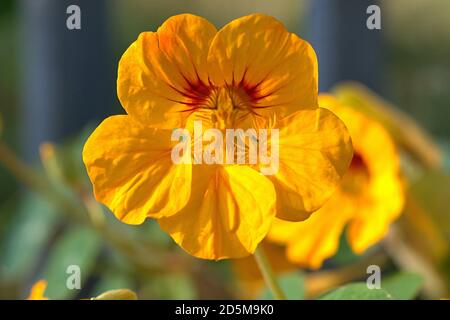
0;0;449;299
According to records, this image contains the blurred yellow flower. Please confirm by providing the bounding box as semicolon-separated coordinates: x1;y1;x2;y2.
83;14;352;260
332;81;442;169
269;94;405;269
27;280;48;300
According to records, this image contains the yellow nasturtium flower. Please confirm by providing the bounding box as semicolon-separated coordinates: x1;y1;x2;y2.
83;14;352;260
27;280;49;300
269;94;405;269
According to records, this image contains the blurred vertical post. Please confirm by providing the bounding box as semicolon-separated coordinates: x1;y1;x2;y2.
19;0;114;160
308;0;381;92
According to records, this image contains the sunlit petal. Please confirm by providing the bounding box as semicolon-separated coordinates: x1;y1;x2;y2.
83;115;191;223
117;14;217;128
159;165;276;259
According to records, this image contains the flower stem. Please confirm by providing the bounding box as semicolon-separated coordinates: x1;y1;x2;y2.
254;246;286;300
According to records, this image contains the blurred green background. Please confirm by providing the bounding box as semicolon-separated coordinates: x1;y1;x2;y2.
0;0;449;299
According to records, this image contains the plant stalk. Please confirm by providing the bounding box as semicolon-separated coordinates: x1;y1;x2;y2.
254;246;286;300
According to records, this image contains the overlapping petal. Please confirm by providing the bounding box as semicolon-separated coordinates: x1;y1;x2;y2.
320;94;404;253
84;14;359;261
83;115;191;224
117;14;217;128
267;107;353;221
159;165;276;260
207;14;319;120
269;192;355;269
346;132;404;253
267;95;404;268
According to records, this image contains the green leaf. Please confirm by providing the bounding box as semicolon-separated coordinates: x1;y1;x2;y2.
319;283;392;300
382;272;423;300
259;272;304;300
42;226;102;299
0;193;58;281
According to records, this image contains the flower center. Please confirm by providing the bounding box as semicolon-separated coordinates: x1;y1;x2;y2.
184;81;262;130
207;87;254;129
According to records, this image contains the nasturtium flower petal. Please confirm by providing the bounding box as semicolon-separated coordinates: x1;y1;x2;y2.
345;131;404;253
268;107;353;221
320;94;404;253
84;14;356;260
27;280;48;300
269;193;355;270
268;94;404;268
159;165;276;260
207;14;318;120
83;115;191;223
117;14;217;128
